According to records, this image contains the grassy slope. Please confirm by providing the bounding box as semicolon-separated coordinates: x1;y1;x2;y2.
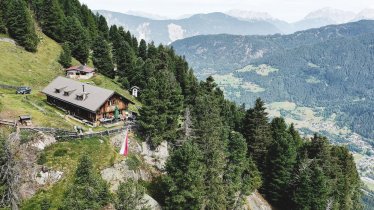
0;31;140;208
0;32;139;128
21;137;120;210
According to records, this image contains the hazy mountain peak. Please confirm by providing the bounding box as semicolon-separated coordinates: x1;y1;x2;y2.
304;7;355;23
225;9;274;21
125;10;170;20
354;8;374;21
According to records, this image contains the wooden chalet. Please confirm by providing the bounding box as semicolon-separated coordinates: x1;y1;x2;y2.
42;76;134;126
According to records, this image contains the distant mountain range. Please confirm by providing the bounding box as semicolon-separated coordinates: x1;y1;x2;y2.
96;8;374;44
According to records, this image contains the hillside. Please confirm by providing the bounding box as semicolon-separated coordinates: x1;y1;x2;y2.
0;1;366;209
172;20;374;199
0;32;139;130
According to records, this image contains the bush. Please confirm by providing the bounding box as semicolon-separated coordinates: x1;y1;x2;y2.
53;148;68;157
37;152;47;165
92;77;102;85
126;154;141;171
19;130;38;144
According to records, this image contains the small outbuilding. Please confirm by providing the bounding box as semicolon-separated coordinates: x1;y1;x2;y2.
130;86;140;97
19;115;32;126
65;65;95;80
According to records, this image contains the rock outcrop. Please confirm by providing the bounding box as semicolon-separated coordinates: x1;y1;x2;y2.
245;191;272;210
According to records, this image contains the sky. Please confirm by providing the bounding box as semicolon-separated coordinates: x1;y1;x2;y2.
79;0;374;22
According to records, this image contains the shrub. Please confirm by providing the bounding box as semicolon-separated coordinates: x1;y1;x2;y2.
53;148;68;157
37;152;47;165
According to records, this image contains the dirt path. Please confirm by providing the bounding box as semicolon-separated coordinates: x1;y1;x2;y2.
0;37;16;45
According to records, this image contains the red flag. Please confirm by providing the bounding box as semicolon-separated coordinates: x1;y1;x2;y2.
120;128;129;156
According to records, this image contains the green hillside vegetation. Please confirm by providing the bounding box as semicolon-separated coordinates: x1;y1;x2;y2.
0;31;138;127
0;0;365;210
21;137;115;210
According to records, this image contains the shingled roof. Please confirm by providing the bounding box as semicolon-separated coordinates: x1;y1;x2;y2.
66;65;95;73
42;76;131;113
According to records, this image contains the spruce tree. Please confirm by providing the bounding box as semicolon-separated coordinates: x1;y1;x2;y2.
63;17;90;64
60;155;110;210
138;71;183;147
164;142;205;210
92;36;115;78
0;9;6;34
138;39;147;60
242;98;272;174
116;40;136;80
97;15;109;39
193;83;228;209
116;179;146;210
263;117;297;207
40;0;65;42
58;42;72;68
224;131;261;208
6;0;39;52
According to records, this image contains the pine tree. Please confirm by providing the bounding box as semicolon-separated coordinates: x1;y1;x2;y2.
116;40;136;80
138;39;147;60
115;179;146;210
97;15;109;39
63;17;90;64
288;123;303;148
6;0;39;52
242;98;272;174
193;84;228;209
263;117;297;207
92;36;115;78
40;0;65;42
80;4;97;40
224;131;261;208
0;8;6;34
60;154;110;210
58;42;72;68
164;142;205;210
138;71;183;147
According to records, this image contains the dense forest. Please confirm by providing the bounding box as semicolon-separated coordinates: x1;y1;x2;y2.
0;0;364;209
172;22;374;140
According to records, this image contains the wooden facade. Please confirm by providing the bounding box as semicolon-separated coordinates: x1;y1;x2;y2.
47;93;129;125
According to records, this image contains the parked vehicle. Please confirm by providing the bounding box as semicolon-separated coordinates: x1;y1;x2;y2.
16;86;31;94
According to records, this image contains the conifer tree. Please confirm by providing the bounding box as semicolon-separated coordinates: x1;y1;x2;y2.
40;0;65;42
138;71;183;147
116;179;146;210
147;42;158;60
224;131;261;208
116;40;136;80
242;98;272;174
6;0;39;52
164;142;205;210
92;36;115;78
138;39;147;60
193;82;228;209
58;42;72;68
80;4;97;40
0;9;6;34
63;17;90;64
97;15;109;39
263;117;297;207
60;155;110;210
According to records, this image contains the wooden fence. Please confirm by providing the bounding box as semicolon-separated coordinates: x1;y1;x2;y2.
19;125;134;140
0;84;18;90
0;119;16;127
